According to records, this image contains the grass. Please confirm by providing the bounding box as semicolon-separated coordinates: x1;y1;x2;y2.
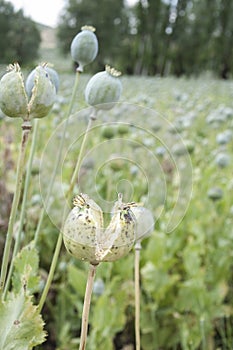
0;50;233;349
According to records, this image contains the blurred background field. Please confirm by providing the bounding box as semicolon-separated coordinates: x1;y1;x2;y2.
1;1;233;349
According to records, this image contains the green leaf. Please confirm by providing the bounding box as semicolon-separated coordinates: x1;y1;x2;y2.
141;262;180;302
0;288;46;350
88;330;113;350
67;264;87;298
12;242;40;294
176;277;207;314
91;277;127;333
144;232;166;266
183;243;201;277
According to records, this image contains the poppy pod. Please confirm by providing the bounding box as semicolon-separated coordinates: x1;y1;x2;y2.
63;193;136;264
71;26;98;72
85;65;122;110
0;63;56;120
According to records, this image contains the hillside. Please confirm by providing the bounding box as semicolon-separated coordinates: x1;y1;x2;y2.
36;23;72;73
36;23;57;49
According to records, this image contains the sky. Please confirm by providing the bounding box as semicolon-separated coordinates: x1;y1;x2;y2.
8;0;66;27
8;0;138;28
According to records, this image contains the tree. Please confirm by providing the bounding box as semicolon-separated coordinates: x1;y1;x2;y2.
0;0;14;59
57;0;130;71
133;0;170;75
163;0;233;78
210;0;233;78
0;0;41;64
168;0;196;76
57;0;233;77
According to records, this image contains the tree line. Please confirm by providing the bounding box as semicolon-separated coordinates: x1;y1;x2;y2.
0;0;232;78
57;0;233;78
0;0;41;65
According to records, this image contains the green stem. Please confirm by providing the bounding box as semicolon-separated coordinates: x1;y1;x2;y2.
38;112;96;312
38;232;63;312
135;241;142;350
34;70;81;246
200;316;206;350
3;119;39;297
0;120;32;297
79;263;98;350
66;112;96;199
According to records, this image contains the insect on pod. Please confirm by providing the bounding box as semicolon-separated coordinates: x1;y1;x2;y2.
63;193;136;264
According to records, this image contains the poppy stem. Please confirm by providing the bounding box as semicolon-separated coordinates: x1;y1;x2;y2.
79;263;98;350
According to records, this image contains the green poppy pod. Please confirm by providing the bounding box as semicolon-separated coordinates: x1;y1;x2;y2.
28;65;56;119
71;26;98;72
85;65;122;110
101;200;136;262
0;63;56;121
215;152;230;168
45;67;60;92
63;193;136;264
0;63;28;120
131;206;154;242
26;66;60;95
63;194;104;265
207;187;223;201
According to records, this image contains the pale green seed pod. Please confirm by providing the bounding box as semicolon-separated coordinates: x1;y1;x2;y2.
28;65;56;119
85;65;122;110
63;193;136;264
26;66;60;95
45;67;60;92
71;26;98;72
0;63;56;121
63;194;104;265
100;196;136;262
207;187;223;201
131;206;154;242
0;63;28;119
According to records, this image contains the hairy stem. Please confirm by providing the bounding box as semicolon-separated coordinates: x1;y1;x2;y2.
79;263;98;350
0;121;32;297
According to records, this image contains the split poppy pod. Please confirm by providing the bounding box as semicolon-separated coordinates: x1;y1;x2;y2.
63;193;136;264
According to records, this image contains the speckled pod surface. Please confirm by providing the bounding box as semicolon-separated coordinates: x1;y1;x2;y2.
63;194;103;265
63;194;136;264
101;205;136;262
